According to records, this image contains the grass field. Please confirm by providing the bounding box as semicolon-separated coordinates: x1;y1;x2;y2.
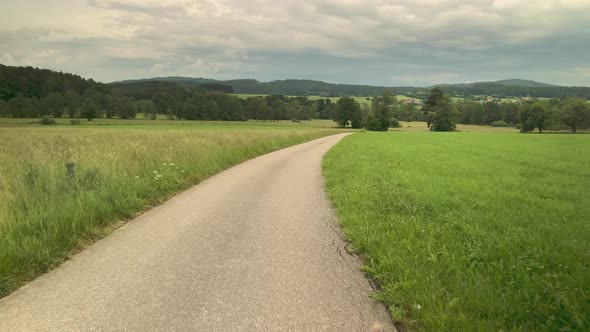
0;119;340;297
396;121;518;133
0;117;338;128
323;132;589;331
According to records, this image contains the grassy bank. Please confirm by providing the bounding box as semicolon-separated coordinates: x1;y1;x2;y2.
0;122;338;297
323;132;589;331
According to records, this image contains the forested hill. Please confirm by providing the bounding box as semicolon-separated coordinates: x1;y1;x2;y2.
434;79;556;89
119;76;590;99
118;77;395;97
2;64;590;100
0;64;105;100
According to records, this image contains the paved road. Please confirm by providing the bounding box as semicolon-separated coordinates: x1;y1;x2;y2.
0;133;394;331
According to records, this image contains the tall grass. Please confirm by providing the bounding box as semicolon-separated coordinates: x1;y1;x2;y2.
0;125;336;297
323;132;590;331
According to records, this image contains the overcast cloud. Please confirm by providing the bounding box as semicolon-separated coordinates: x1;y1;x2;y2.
1;0;589;86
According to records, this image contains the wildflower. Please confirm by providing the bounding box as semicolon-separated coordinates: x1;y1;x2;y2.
413;304;422;310
134;176;140;180
163;163;167;166
169;163;175;166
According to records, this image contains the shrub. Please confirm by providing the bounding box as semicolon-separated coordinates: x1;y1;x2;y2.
515;123;522;130
40;116;56;126
491;120;508;127
391;117;402;128
70;119;81;125
365;115;389;131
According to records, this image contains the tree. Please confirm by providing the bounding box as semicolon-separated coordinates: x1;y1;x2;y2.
152;92;176;119
202;100;220;120
520;102;548;133
0;99;6;117
268;98;288;121
64;90;82;118
483;101;501;124
500;102;520;125
394;103;422;121
244;97;270;120
422;87;445;128
559;97;590;133
422;88;456;131
333;97;362;128
7;95;35;118
81;98;99;121
113;96;136;119
456;101;481;124
46;92;65;118
134;99;157;120
367;90;396;131
103;95;116;118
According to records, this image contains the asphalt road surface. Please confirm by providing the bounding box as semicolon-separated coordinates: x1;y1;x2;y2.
0;133;395;331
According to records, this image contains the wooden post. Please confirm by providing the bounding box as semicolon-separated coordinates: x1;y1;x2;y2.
66;162;75;179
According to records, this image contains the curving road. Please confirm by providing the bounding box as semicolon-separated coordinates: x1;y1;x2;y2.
0;133;394;331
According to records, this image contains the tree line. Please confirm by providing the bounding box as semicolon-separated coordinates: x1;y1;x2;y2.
455;97;590;133
0;65;339;121
331;88;590;133
0;88;338;122
1;64;588;132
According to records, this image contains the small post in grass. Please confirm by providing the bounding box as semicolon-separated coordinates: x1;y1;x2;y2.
66;161;76;180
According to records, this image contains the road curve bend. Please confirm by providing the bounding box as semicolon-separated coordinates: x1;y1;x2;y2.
0;133;395;331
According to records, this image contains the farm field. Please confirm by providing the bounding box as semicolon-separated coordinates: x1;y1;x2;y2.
323;132;590;331
0;120;340;297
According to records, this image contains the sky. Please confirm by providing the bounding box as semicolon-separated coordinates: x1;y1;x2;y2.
1;0;589;86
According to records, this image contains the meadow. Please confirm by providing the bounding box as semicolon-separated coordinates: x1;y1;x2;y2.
323;132;589;331
396;121;518;133
0;119;339;297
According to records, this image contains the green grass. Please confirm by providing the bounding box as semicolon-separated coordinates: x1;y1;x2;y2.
323;132;590;331
0;117;337;128
0;119;341;297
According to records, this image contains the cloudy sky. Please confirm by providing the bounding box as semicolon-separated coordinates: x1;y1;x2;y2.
1;0;589;86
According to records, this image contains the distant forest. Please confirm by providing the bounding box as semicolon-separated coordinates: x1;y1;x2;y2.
121;76;590;99
0;64;589;127
0;65;334;121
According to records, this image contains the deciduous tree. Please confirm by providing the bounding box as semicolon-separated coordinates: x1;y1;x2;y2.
559;97;590;133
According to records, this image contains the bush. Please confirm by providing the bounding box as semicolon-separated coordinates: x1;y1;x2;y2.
491;120;508;127
391;117;402;128
365;115;389;131
515;123;522;130
70;119;81;125
40;116;56;125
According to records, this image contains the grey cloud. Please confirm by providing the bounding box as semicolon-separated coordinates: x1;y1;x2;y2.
0;0;589;85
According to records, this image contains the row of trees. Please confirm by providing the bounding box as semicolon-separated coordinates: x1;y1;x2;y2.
0;87;339;122
332;88;454;131
330;87;590;133
455;97;590;133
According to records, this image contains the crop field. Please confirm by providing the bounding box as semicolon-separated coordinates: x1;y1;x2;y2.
323;132;589;331
0;119;339;296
